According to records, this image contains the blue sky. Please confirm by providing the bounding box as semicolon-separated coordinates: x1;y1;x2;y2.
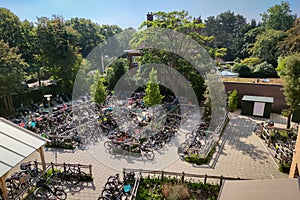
1;0;299;28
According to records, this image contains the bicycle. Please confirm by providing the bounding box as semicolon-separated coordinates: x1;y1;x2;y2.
33;178;67;200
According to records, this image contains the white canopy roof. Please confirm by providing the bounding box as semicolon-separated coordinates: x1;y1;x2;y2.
0;117;49;178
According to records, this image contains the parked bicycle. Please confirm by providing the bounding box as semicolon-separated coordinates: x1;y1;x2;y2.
33;178;67;200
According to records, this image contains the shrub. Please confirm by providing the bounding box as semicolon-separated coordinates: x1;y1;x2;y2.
279;163;291;174
252;62;278;78
228;89;239;112
163;183;190;200
241;57;261;67
231;64;252;77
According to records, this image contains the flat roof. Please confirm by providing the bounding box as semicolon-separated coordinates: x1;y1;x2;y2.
0;117;49;177
218;178;300;200
242;95;274;103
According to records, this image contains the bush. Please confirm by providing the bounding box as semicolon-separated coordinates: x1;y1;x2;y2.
279;163;291;174
185;146;216;165
163;183;190;200
231;64;252;77
252;62;278;78
228;89;239;112
241;57;261;67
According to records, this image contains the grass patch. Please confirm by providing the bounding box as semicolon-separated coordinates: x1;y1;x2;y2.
184;146;216;165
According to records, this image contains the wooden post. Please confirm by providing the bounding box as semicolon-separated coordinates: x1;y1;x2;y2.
204;174;207;184
0;173;8;200
89;164;92;178
182;172;185;183
161;171;164;180
220;175;223;186
123;169;126;181
37;146;46;171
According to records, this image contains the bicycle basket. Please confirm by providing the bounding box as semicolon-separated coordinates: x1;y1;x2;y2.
123;184;131;193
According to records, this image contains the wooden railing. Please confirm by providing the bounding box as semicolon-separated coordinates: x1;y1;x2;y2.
123;168;248;200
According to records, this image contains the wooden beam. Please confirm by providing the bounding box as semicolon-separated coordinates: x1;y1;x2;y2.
37;146;46;170
0;173;8;200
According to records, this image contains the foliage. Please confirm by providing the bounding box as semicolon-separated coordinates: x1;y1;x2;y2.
240;27;265;58
251;29;287;67
277;53;300;128
136;176;220;200
261;1;296;31
204;10;253;60
185;146;216;165
231;64;252;77
36;16;82;94
240;57;261;67
162;183;190;200
279;162;291;174
228;89;239;112
252;62;278;78
66;17;105;57
105;58;128;90
278;18;300;57
202;86;211;123
91;72;107;104
143;68;164;107
0;40;28;115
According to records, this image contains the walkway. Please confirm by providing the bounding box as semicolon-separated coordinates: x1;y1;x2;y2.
25;111;288;199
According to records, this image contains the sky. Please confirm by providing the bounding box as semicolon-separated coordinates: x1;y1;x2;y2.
0;0;299;29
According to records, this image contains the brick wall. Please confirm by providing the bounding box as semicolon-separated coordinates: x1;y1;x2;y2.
223;82;287;113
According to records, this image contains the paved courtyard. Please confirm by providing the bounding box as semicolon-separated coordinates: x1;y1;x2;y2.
25;111;288;199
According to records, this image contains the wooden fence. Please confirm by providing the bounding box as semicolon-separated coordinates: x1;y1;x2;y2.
123;168;248;200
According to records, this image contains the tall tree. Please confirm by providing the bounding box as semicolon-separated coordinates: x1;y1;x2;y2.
278;18;300;56
66;17;105;57
105;58;128;91
251;29;287;67
131;11;213;101
204;10;249;60
261;1;297;31
0;40;27;116
0;8;22;48
143;68;164;107
99;24;122;39
277;53;300;128
36;16;82;94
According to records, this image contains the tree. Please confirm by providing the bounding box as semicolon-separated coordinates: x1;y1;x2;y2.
228;89;238;112
66;17;105;57
90;71;107;104
204;10;249;60
261;1;296;31
251;29;287;67
202;87;211;123
231;64;252;77
143;68;164;107
99;24;122;39
0;40;27;116
36;16;82;94
105;58;128;91
131;11;212;101
278;53;300;128
252;62;278;78
278;18;300;56
0;8;22;48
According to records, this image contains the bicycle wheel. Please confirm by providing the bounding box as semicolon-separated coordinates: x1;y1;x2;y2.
101;189;113;198
33;187;49;199
55;188;67;200
143;150;155;160
104;141;112;149
48;173;63;185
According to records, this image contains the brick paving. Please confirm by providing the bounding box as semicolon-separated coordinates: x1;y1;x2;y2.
25;111;288;199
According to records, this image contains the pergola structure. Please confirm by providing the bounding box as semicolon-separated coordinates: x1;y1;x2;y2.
0;117;49;200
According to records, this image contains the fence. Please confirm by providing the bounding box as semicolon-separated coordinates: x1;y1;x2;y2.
13;161;93;200
123;168;248;200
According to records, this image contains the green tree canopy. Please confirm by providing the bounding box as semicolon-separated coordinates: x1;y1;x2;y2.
278;53;300;128
66;17;105;57
143;68;164;106
0;40;28;115
251;29;287;67
278;18;300;56
261;1;297;31
36;16;82;94
90;71;107;104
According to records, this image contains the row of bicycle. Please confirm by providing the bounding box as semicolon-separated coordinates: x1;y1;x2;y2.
1;161;91;200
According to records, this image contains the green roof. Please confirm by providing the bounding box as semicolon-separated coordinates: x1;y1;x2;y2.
242;95;274;103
